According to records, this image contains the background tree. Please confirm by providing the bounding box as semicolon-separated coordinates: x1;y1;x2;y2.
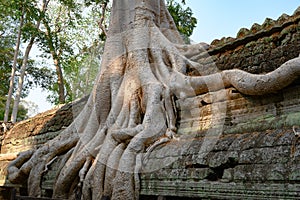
10;0;50;122
40;0;104;104
36;0;82;104
0;0;24;122
0;0;56;122
0;58;53;121
0;0;29;122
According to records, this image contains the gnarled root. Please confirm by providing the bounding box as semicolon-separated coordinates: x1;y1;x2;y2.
221;56;300;95
174;56;300;98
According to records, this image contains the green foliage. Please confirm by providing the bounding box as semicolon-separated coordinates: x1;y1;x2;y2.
26;65;56;90
166;0;197;42
0;1;16;98
0;68;11;97
84;0;110;7
0;1;17;97
0;42;14;97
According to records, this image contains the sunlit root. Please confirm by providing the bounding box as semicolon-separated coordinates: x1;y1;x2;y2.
221;56;300;95
172;56;300;98
111;125;144;143
42;156;58;175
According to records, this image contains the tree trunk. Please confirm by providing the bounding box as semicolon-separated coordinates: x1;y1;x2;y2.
4;7;24;122
10;38;35;123
53;53;65;104
7;0;300;199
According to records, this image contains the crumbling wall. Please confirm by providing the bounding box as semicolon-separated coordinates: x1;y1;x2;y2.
140;7;300;199
141;85;300;199
1;96;87;155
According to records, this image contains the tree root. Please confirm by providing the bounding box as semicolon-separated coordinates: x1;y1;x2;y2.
78;156;92;187
42;156;58;175
293;126;300;137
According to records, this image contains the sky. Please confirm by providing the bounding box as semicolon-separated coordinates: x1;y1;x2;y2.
189;0;300;43
25;1;300;115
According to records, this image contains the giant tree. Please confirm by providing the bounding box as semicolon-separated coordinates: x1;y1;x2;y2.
8;0;300;200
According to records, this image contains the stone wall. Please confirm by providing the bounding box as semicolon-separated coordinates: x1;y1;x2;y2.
193;6;300;75
0;7;300;200
141;85;300;199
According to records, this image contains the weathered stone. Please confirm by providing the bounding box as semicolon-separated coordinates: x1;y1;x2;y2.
250;23;261;34
237;28;250;38
263;18;276;28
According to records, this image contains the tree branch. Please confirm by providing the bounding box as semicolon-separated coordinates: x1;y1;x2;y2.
98;2;108;37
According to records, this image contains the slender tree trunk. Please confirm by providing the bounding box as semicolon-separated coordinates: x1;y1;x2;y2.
53;55;65;104
10;0;49;122
4;7;24;122
10;38;35;123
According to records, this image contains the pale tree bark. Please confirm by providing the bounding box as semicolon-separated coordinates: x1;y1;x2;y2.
7;0;300;199
10;0;50;123
4;7;25;122
42;15;66;104
98;0;109;37
54;56;65;104
10;38;34;123
43;3;75;104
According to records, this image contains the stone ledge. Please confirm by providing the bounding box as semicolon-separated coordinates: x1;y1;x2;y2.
140;181;300;199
